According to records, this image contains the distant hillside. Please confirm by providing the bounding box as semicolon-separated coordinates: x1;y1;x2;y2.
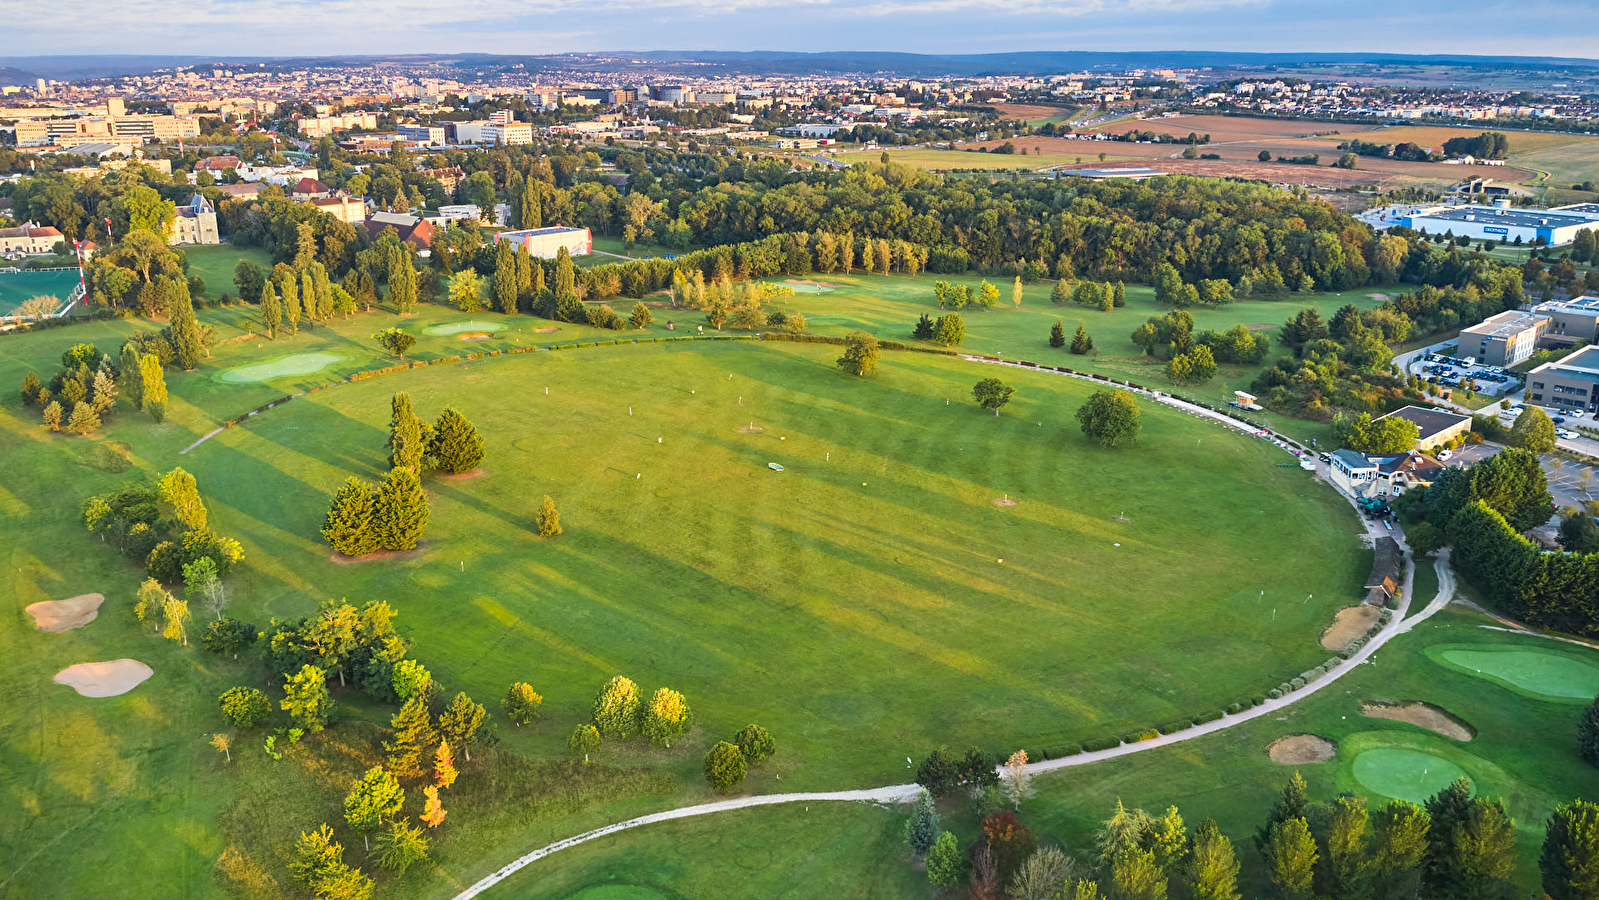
0;66;39;86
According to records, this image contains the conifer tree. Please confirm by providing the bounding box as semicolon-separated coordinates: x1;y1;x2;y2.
1070;324;1093;354
427;407;484;474
433;740;458;790
67;401;102;435
437;692;487;762
384;695;437;778
1579;696;1599;767
1541;799;1599;900
388;393;424;473
168;279;204;370
913;313;935;340
20;370;41;407
906;789;940;856
373;467;428;551
537;495;562;536
1114;281;1126;307
389;255;417;314
1050;319;1067;348
322;477;380;557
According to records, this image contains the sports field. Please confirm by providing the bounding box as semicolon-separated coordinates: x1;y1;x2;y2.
0;267;80;316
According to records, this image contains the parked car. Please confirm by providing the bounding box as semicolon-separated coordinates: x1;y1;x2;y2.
1437;449;1453;461
1557;429;1578;440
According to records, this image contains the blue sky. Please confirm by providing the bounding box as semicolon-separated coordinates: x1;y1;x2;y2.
20;0;1599;59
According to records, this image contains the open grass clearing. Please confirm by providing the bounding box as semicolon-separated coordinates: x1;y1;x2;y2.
216;351;346;383
1429;645;1599;700
181;244;275;301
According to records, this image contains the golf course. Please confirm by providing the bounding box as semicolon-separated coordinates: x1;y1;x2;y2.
4;265;1595;900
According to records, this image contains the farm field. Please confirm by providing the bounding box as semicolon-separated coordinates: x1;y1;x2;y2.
469;607;1599;899
1081;114;1376;143
1;296;1374;899
994;103;1082;126
840;146;1138;171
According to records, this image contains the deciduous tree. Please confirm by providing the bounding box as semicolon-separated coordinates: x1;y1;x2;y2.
281;664;334;732
503;682;542;725
220;686;271;729
1370;800;1430;900
973;378;1015;415
641;687;692;748
1076;389;1141;448
537;495;562;536
703;741;747;792
592;675;641;739
419;785;447;828
1186;818;1241;900
836;330;880;376
927;831;963;887
344;766;405;849
567;724;601;763
734;723;775;764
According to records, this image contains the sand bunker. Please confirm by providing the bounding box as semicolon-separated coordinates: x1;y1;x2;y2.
425;321;502;336
331;543;428;565
993;497;1018;507
737;425;766;434
1321;604;1380;651
460;333;493;342
1362;702;1474;741
1246;323;1276;331
1367;293;1392;302
26;593;105;632
534;326;561;333
219;353;344;383
1268;734;1337;764
433;468;486;480
54;659;152;697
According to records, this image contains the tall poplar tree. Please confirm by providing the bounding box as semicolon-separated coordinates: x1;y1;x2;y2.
260;282;281;339
492;239;518;313
167;277;203;370
119;343;145;410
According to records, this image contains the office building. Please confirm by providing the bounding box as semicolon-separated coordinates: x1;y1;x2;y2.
1526;345;1599;412
1458;310;1549;366
493;226;592;259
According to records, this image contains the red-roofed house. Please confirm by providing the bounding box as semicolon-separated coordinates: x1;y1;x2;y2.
364;212;434;251
195;155;241;172
291;177;333;201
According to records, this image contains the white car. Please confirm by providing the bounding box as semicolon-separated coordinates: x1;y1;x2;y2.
1436;449;1453;461
1557;429;1578;440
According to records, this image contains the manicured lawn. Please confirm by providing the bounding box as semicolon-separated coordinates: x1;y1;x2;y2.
1;314;1369;898
499;803;924;900
182;244;275;301
1007;609;1599;895
750;271;1398;443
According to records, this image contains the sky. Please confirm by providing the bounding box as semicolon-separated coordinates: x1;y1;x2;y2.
12;0;1599;60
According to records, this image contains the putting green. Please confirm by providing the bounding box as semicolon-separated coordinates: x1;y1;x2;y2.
565;887;668;900
217;353;344;383
1352;748;1470;804
1438;648;1599;700
426;321;504;335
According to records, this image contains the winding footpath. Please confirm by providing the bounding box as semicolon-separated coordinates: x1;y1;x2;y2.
451;355;1462;900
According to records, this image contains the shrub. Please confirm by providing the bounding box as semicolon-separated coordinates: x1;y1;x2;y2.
1045;744;1078;758
1082;735;1120;752
1267;688;1283;700
1290;677;1306;690
1156;720;1189;735
1193;710;1223;725
1134;729;1160;742
1227;702;1243;714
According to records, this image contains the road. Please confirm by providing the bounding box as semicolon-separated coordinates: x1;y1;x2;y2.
449;355;1454;900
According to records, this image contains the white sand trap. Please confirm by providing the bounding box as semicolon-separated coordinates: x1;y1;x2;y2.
26;593;104;632
54;659;153;697
1268;734;1337;764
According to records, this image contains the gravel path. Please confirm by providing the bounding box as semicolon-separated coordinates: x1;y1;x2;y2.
451;357;1464;900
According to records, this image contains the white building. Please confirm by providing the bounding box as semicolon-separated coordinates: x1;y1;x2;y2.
1398;204;1599;247
493;226;592;259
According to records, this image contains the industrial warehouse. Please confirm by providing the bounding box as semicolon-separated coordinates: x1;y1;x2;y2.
492;225;594;259
1397;202;1599;246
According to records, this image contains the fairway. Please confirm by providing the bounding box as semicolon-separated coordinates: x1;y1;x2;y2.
566;888;670;900
426;320;507;335
1435;647;1599;700
0;268;80;315
1351;748;1470;804
216;352;345;383
180;244;274;301
187;340;1366;787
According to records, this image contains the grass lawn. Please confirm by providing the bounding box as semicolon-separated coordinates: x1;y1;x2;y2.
1;310;1370;899
181;244;275;301
751;271;1398;444
497;802;924;900
1001;608;1599;896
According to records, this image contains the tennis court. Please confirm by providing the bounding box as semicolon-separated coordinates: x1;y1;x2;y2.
0;269;81;317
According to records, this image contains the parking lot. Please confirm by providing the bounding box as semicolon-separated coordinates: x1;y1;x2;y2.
1445;442;1597;519
1407;352;1521;397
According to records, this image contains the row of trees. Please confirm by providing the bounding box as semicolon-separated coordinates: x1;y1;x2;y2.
22;338;174;437
1051;279;1126;311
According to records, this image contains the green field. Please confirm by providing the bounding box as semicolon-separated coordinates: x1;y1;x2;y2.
753;271;1397;444
1;287;1377;899
0;267;81;316
181;244;275;301
458;609;1599;899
